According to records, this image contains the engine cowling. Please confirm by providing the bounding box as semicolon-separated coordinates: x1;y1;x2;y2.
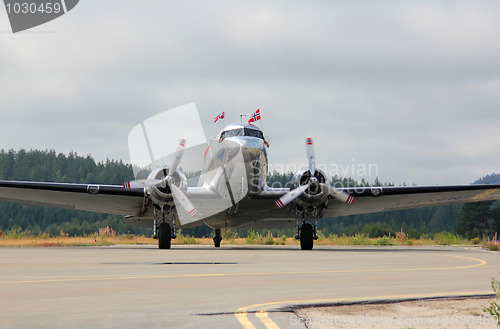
147;166;188;207
290;168;329;208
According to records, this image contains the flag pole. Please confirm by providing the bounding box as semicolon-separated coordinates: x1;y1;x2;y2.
259;108;264;132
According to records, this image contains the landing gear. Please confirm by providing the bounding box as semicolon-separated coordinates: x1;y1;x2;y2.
154;207;177;250
213;229;222;248
295;212;319;250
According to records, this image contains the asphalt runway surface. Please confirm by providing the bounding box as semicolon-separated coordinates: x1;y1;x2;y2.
0;245;499;329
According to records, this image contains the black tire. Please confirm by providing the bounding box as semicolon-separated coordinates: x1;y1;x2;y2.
213;229;222;248
300;223;314;250
158;223;171;249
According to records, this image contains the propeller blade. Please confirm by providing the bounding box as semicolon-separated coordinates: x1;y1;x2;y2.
123;179;162;189
169;139;187;174
275;184;310;208
170;184;198;218
306;138;316;175
321;184;354;205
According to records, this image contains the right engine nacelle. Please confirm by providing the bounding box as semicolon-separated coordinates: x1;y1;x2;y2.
290;168;329;208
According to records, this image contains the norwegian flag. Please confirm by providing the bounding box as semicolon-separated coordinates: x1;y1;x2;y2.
214;111;225;123
248;109;261;124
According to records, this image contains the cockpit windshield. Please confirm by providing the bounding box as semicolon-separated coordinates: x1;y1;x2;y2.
220;128;264;141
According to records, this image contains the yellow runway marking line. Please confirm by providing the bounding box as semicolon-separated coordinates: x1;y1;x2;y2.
256;311;281;329
235;312;257;329
0;254;487;285
452;255;487;268
235;291;494;329
464;246;496;253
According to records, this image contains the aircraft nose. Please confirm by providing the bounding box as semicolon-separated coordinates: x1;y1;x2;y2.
238;137;265;156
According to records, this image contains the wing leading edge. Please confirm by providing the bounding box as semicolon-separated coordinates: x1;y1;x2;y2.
0;180;146;216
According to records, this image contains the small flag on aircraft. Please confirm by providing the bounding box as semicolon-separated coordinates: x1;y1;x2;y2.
214;111;225;123
248;109;261;124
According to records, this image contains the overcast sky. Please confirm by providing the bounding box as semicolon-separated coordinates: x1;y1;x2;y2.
1;1;499;185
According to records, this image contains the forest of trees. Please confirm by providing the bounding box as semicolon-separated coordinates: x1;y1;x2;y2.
0;149;499;239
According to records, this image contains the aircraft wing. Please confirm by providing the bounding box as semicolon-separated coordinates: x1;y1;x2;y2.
236;184;500;229
322;184;500;218
0;180;146;216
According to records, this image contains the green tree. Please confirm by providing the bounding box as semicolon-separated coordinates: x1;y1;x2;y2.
457;201;495;239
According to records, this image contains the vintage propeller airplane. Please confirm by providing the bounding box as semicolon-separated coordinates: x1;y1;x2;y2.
1;109;500;250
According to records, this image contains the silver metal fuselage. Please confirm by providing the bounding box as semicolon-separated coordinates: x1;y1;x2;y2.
197;123;272;229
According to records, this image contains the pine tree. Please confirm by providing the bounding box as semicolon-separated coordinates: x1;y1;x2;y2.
457;201;495;239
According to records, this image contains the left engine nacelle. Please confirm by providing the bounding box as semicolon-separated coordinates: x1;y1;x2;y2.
147;166;188;207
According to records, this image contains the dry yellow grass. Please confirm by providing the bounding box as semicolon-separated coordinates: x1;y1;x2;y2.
0;234;493;248
0;235;156;247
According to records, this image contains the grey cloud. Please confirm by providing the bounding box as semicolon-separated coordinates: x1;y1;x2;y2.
0;0;499;185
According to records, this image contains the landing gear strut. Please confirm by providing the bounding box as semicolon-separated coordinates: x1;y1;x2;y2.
213;229;222;248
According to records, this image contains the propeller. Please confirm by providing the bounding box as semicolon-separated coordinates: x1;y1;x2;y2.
275;184;310;208
320;183;355;205
123;139;198;218
122;179;161;189
275;138;354;208
306;137;315;175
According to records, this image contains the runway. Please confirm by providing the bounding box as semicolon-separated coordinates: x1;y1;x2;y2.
0;245;499;329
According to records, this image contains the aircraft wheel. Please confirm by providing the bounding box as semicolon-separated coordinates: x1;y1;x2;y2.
158;223;171;249
213;228;222;248
300;223;314;250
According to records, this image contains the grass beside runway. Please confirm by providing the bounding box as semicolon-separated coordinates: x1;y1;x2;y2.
1;229;499;250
